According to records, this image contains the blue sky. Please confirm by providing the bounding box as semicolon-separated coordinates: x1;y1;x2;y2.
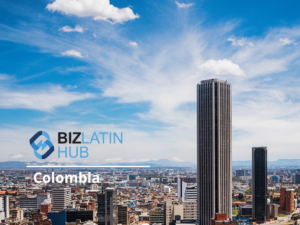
1;0;300;163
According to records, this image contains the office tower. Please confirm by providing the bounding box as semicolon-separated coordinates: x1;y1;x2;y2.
97;188;117;225
177;178;197;201
149;209;165;225
278;188;294;213
267;204;278;220
165;199;183;225
197;79;232;225
118;205;129;225
48;211;66;225
0;196;9;220
182;200;197;220
67;210;95;222
52;187;71;211
252;147;267;223
236;169;249;177
294;174;300;184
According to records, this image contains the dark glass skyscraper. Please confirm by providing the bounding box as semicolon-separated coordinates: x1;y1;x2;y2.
252;147;267;223
98;188;118;225
197;79;232;225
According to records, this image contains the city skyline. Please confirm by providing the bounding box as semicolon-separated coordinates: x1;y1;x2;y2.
1;0;300;163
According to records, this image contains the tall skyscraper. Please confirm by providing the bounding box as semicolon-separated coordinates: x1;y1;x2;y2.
197;79;232;225
252;147;267;223
97;187;117;225
52;187;71;211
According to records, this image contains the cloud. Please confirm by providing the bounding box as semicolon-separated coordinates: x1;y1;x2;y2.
279;38;294;45
227;37;254;46
129;41;138;47
8;152;28;160
0;74;13;80
198;59;246;76
175;1;194;8
59;25;83;32
105;158;122;162
46;0;139;24
0;86;95;111
171;157;183;162
62;49;84;58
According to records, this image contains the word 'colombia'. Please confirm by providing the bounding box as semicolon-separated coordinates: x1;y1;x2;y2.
57;132;123;158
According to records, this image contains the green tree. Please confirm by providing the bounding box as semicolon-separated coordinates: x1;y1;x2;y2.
245;188;252;195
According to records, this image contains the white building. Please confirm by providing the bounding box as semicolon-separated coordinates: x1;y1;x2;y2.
52;187;71;211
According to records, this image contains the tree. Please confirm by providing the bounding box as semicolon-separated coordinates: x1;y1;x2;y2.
245;188;252;195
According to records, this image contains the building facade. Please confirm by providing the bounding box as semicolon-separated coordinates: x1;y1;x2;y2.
278;188;294;213
252;147;267;224
165;199;183;225
52;188;71;211
118;204;129;225
197;79;232;225
97;188;117;225
149;209;165;225
183;200;197;220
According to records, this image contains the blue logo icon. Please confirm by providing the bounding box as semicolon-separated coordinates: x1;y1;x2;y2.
30;131;55;159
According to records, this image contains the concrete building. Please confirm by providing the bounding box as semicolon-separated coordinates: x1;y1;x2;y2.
165;199;183;225
238;205;252;219
97;187;117;225
294;174;300;184
182;200;197;220
197;79;232;225
52;188;71;211
11;209;24;221
267;204;278;220
19;194;50;210
149;209;165;225
118;205;129;225
279;188;294;213
252;147;267;224
236;170;249;177
0;196;9;220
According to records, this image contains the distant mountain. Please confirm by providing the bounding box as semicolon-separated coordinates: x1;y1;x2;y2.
233;159;300;167
103;159;196;167
0;159;196;169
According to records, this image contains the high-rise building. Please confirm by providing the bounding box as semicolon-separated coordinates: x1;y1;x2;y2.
165;199;183;225
40;200;51;217
197;79;232;225
19;194;50;210
278;188;294;213
0;196;9;220
97;188;117;225
252;147;267;223
48;211;66;225
182;200;197;220
177;178;197;201
118;205;129;225
236;170;249;177
294;174;300;184
149;209;165;225
52;188;71;211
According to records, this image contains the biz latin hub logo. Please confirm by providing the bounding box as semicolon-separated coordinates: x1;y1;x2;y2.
29;131;123;160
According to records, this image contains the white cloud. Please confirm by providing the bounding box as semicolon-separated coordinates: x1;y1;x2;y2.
129;41;138;47
0;86;95;111
105;158;122;162
175;1;194;8
62;49;84;58
279;38;294;45
227;37;254;46
0;74;12;80
171;157;184;162
59;25;83;32
8;152;28;160
198;59;246;76
46;0;139;24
